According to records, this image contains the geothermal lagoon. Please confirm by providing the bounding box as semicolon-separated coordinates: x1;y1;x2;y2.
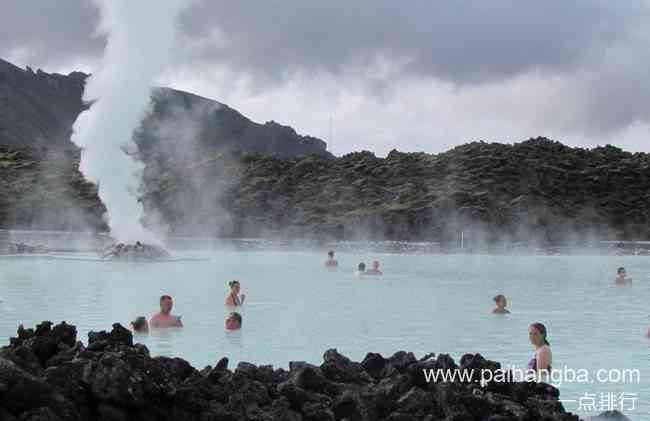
1;237;648;419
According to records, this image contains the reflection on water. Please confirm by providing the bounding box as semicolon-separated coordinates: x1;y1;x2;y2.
147;327;183;357
0;251;649;418
225;329;244;360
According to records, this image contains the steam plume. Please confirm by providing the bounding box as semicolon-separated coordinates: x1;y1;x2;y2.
71;0;189;242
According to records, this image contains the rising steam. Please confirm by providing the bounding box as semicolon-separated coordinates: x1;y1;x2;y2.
70;0;189;243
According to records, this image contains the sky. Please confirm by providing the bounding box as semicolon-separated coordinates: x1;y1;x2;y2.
2;1;650;156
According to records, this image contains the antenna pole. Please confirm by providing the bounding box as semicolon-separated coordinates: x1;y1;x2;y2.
329;116;333;153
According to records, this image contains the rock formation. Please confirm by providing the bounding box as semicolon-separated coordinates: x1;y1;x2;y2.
0;241;49;255
0;146;107;232
101;242;171;261
2;57;650;246
142;138;650;245
0;321;583;421
0;58;329;233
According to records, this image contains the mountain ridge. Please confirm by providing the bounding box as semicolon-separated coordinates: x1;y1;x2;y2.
1;57;649;245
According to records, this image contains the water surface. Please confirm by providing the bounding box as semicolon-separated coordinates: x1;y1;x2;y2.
0;250;647;419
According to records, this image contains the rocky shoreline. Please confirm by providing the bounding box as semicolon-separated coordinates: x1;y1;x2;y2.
0;241;50;255
2;235;650;257
0;321;593;421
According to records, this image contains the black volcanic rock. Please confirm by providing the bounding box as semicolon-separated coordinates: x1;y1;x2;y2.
2;58;650;245
588;411;633;421
141;138;650;244
0;145;107;231
100;242;171;261
0;321;582;421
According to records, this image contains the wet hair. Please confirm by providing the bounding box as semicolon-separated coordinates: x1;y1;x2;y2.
358;262;366;271
328;250;334;258
493;294;506;304
160;295;172;302
617;267;626;275
229;312;242;326
530;322;550;346
229;280;240;289
131;316;147;332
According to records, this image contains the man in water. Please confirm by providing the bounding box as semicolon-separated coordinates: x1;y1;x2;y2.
615;267;632;285
325;250;338;268
364;261;383;276
150;295;183;328
225;312;242;330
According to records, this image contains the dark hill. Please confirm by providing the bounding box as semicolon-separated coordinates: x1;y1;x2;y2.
1;58;649;245
0;58;329;232
141;138;650;245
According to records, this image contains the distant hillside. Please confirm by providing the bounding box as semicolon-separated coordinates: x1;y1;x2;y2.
137;87;330;160
0;58;329;231
0;59;87;149
142;138;650;244
2;58;649;244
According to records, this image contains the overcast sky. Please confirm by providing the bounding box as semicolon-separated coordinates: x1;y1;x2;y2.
2;1;649;155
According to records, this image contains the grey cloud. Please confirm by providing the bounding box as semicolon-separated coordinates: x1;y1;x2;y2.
0;1;103;69
4;1;647;84
2;1;650;147
179;1;648;84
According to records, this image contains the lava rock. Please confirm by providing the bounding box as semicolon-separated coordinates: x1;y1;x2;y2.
588;410;633;421
0;321;582;421
100;243;171;261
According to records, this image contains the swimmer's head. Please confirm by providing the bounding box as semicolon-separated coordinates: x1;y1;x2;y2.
358;262;366;272
160;295;173;314
229;280;241;293
226;312;242;330
131;316;148;333
617;267;626;275
493;294;507;308
328;250;334;258
372;261;380;270
529;322;549;346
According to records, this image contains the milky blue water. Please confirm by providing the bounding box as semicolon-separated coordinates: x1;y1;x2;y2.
0;250;648;419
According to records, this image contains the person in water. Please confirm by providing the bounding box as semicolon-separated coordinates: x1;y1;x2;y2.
528;322;552;374
615;267;632;285
225;312;242;330
364;261;383;276
325;250;338;268
225;280;246;306
355;262;366;277
492;294;510;314
150;295;183;328
130;316;149;333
